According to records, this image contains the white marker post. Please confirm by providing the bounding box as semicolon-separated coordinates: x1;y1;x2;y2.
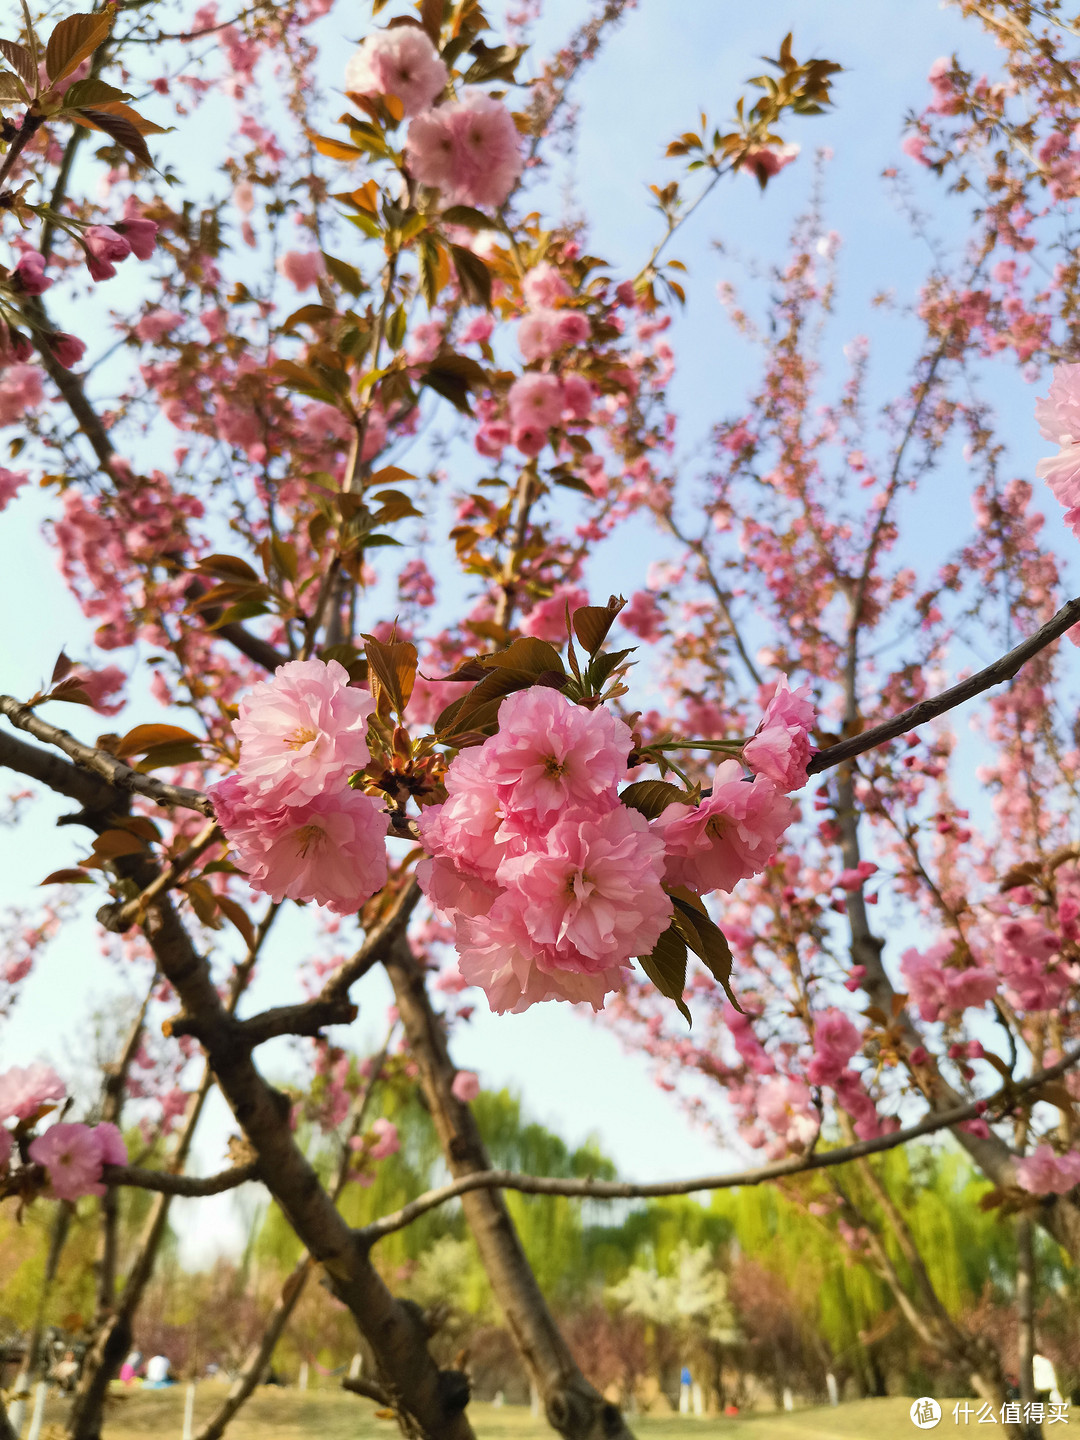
182;1381;196;1440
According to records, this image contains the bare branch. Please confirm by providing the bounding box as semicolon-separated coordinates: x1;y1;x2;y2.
807;594;1080;776
103;1161;259;1197
0;697;214;817
0;727;119;819
107;820;221;932
358;1043;1080;1243
343;1376;394;1407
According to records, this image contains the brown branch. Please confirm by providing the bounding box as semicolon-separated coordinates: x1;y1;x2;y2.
0;697;214;816
103;1161;259;1197
109;819;221;931
232;998;358;1046
0;727;119;820
344;1376;394;1407
359;1041;1080;1243
807;593;1080;776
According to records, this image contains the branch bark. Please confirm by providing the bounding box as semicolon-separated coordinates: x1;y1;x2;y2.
383;933;633;1440
359;1041;1080;1241
807;593;1080;776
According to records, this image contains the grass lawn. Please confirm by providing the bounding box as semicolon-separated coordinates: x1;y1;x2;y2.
38;1384;1075;1439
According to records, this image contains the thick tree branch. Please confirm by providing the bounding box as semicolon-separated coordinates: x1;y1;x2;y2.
103;1161;259;1196
0;728;119;819
807;593;1080;776
359;1042;1080;1243
0;697;214;816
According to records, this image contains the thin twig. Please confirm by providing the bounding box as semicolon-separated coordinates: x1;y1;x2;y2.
807;594;1080;776
103;1161;259;1197
358;1042;1080;1242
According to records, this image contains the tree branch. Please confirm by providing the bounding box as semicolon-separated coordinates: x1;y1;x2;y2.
807;593;1080;776
0;697;214;816
103;1161;259;1197
358;1042;1080;1243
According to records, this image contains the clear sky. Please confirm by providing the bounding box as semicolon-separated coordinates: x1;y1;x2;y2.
0;0;1059;1266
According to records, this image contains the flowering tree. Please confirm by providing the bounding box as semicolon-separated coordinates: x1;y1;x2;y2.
3;1;1080;1438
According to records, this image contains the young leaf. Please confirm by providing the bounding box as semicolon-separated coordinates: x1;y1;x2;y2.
45;8;115;84
619;779;691;819
114;723;202;759
361;632;418;720
0;40;36;92
71;107;154;167
637;925;691;1025
572;595;625;654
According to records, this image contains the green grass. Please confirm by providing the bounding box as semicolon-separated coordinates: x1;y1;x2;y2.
37;1385;1078;1439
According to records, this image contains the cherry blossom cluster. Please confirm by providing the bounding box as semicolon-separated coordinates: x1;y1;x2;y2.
208;659;389;914
1036;363;1080;541
347;29;523;211
416;684;800;1014
0;1064;128;1203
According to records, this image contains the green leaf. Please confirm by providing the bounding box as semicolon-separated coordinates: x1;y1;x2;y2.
620;780;691;819
321;253;365;295
671;896;743;1012
637;925;691;1025
62;77;132;109
46;9;115;84
587;648;634;690
440;205;496;230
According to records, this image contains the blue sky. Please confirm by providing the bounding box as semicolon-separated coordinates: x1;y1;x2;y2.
0;0;1064;1264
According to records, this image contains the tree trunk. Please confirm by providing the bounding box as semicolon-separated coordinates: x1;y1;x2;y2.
1016;1217;1041;1440
137;889;473;1440
383;933;633;1440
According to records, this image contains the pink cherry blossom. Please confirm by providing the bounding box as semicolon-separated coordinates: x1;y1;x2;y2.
12;252;51;295
561;374;593;420
29;1123;107;1200
84;225;132;281
276;250;325;292
742;676;816;791
512;422;547;456
757;1077;818;1155
0;365;44;427
116;217;158;260
656;761;796;896
739;141;800;184
455;897;628;1013
72;664;127;716
519;586;590;644
48;333;86;370
0;1063;65;1121
518;309;591;361
1016;1145;1080;1196
367;1117;400;1159
620;589;664;643
806;1009;862;1086
522;263;570;308
483;687;633;823
93;1121;128;1167
231;658;375;806
136;309;185;344
507;373;563;430
0;467;27;512
1035;365;1080;508
405;89;523;210
212;783;389;915
451;1071;481;1102
498;806;672;965
899;942;999;1022
345;27;447;117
